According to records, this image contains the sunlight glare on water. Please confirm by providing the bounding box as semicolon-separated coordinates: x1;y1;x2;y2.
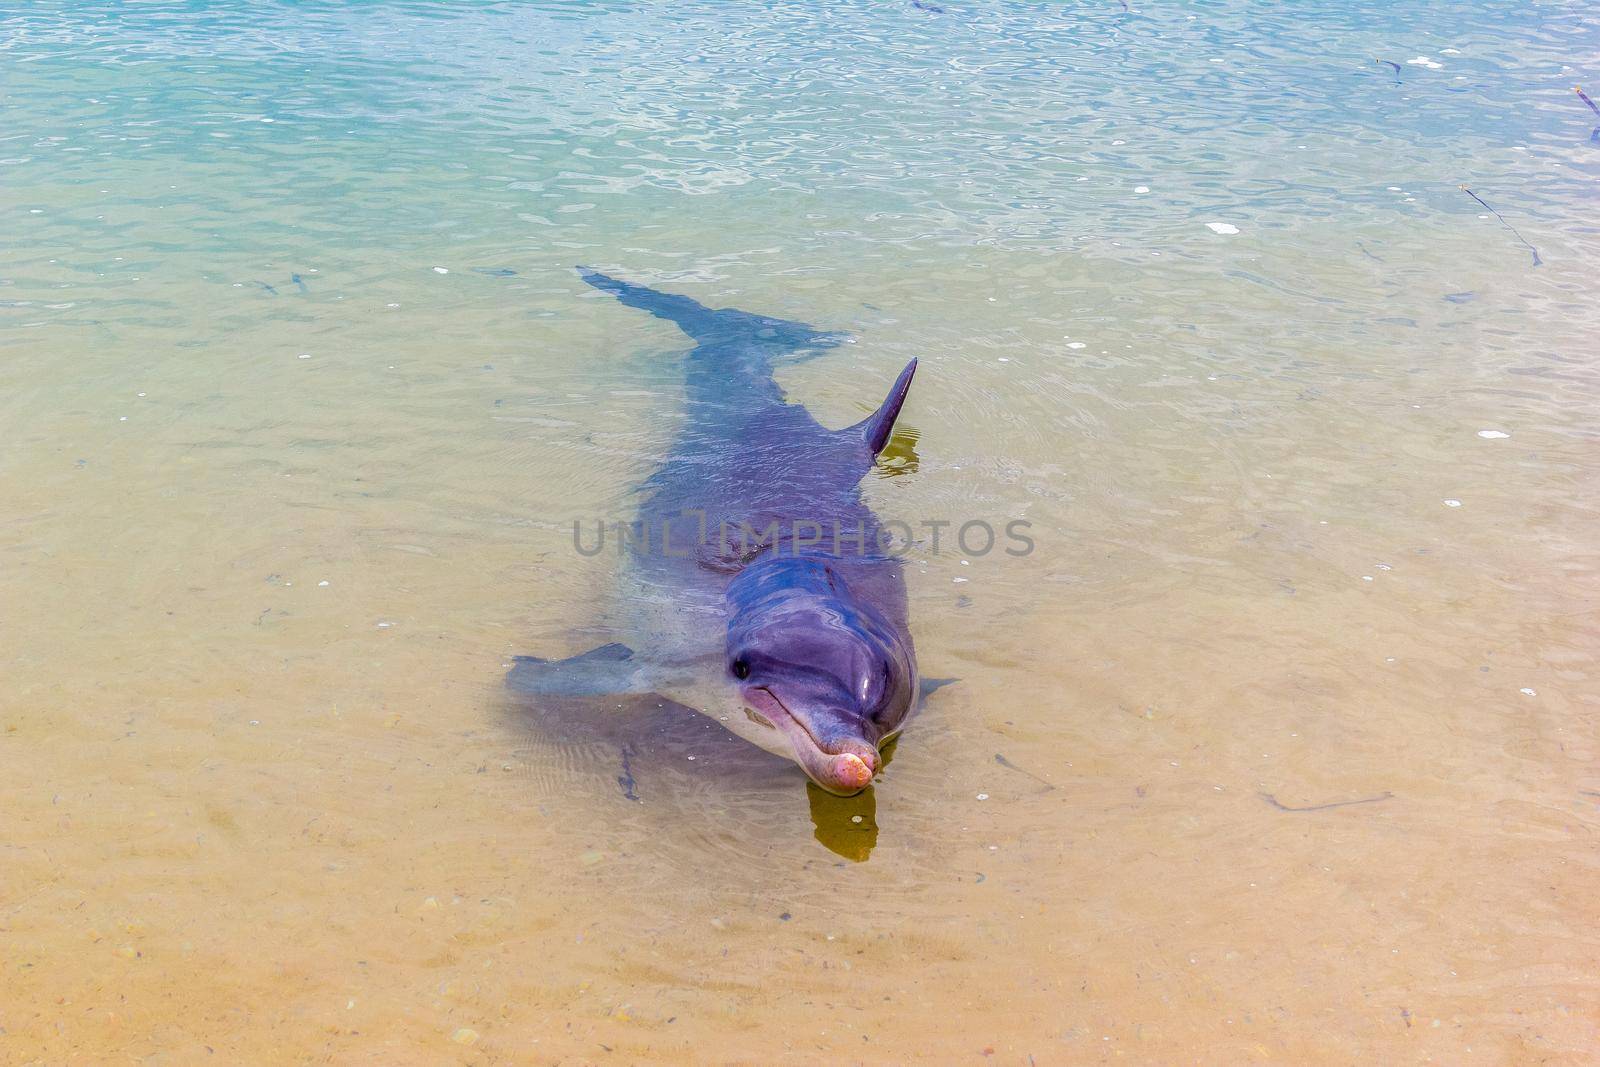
2;0;1598;1061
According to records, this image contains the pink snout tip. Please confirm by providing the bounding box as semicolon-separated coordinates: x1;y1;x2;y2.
822;751;877;794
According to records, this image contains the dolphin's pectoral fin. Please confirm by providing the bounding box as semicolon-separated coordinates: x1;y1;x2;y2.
918;676;958;705
507;642;646;698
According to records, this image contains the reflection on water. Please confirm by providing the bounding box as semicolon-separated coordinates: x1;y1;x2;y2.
807;782;879;863
874;424;922;478
2;0;1598;1061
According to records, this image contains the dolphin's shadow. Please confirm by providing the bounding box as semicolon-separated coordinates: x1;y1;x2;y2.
500;690;883;861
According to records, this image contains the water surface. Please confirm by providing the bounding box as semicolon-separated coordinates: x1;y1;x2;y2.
3;0;1598;1061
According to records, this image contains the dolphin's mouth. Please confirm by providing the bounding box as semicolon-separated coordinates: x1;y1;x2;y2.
743;687;878;796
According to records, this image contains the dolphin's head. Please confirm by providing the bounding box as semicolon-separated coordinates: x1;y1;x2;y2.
725;556;914;795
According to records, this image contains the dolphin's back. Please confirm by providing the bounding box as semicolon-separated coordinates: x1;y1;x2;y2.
577;268;916;623
575;270;887;561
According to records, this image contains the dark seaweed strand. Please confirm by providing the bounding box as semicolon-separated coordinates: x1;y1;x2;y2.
616;744;640;802
1259;791;1393;812
1460;185;1542;267
1375;58;1401;84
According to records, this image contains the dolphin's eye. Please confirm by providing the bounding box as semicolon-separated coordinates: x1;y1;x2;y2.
731;659;750;680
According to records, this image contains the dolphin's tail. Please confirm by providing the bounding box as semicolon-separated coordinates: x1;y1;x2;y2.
577;267;715;337
576;266;845;354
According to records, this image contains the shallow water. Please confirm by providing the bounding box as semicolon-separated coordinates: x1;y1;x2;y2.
3;1;1599;1062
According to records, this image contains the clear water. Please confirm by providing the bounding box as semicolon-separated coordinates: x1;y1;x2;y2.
3;1;1597;1061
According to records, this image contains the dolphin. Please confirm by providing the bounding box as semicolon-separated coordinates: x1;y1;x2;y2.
509;267;926;796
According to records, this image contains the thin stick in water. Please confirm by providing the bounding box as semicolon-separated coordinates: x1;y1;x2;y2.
995;753;1056;790
1460;185;1542;267
1375;58;1401;85
1260;791;1393;813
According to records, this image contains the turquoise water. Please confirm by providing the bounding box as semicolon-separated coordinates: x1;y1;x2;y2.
7;2;1595;284
3;2;1598;1061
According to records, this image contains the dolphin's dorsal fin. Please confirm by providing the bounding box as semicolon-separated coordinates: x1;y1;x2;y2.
851;358;918;456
